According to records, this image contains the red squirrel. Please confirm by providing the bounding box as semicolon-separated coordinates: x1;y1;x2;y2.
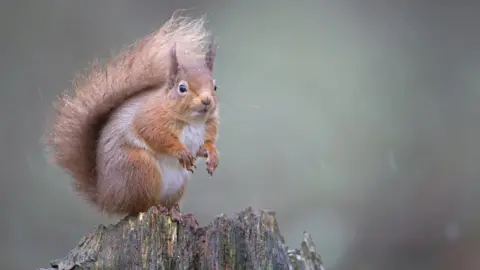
46;14;219;230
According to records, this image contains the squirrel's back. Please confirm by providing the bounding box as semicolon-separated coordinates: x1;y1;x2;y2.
45;13;213;207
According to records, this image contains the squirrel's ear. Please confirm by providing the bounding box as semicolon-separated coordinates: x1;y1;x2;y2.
168;43;179;88
205;39;217;72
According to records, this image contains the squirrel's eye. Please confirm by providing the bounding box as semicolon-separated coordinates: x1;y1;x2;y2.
177;81;188;95
212;79;217;92
179;85;187;93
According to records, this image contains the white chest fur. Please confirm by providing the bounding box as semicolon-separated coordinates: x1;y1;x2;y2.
179;123;207;154
156;122;205;199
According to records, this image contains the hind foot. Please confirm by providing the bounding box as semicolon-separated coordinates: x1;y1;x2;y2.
155;204;200;231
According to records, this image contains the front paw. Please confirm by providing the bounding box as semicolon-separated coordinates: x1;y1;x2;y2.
176;149;196;173
206;150;219;176
196;146;208;158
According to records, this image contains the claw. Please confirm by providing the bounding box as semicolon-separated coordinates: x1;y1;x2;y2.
177;149;196;171
181;213;200;231
186;163;197;173
205;152;218;176
155;205;170;214
168;207;184;222
166;205;200;231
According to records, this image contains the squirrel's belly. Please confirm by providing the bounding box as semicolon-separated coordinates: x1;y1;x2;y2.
156;157;190;200
156;122;205;200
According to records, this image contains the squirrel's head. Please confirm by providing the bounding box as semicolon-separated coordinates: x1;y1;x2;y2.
165;41;218;123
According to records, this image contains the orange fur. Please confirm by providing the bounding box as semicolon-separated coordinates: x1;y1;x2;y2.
45;12;220;216
202;116;220;175
97;146;163;215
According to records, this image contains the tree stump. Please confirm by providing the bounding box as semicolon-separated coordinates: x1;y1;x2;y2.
37;207;325;270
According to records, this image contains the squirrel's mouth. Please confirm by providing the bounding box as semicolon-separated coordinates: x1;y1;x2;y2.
192;107;211;116
197;106;210;114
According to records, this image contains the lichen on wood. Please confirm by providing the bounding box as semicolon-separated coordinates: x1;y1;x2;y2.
38;207;325;270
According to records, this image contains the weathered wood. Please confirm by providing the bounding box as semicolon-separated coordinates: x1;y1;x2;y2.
38;207;325;270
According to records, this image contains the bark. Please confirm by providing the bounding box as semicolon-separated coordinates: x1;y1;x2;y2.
37;207;325;270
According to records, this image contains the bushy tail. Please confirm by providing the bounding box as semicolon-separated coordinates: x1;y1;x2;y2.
45;13;212;204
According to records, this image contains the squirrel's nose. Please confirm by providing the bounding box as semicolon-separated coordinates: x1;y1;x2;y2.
201;97;211;106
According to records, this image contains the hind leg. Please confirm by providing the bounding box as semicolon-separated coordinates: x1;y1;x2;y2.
98;147;162;215
157;186;200;231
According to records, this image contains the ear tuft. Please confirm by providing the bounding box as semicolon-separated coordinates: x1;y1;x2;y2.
205;38;217;72
168;43;179;87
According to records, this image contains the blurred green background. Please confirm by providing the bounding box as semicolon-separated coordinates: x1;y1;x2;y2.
1;0;480;269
